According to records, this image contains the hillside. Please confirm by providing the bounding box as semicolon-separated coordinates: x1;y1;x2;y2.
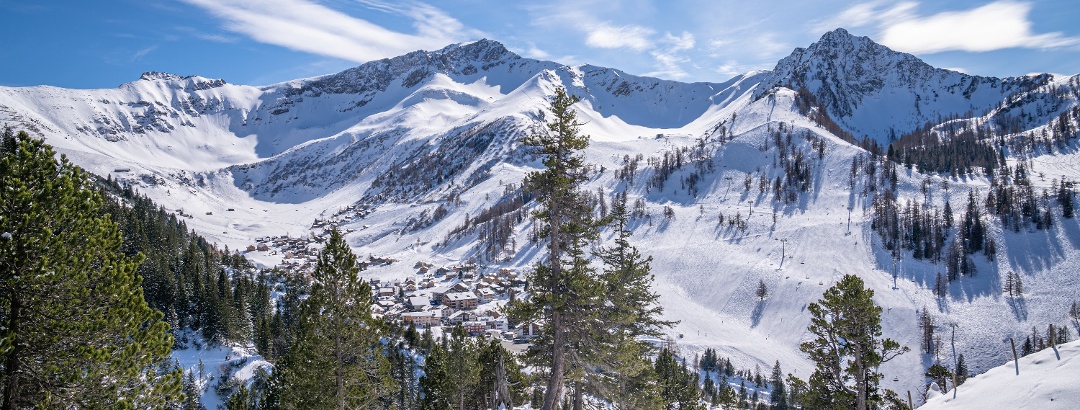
920;340;1080;409
2;29;1080;406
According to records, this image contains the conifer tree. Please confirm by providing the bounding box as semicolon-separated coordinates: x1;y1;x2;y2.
799;274;908;410
508;87;605;409
0;131;181;408
591;193;673;407
925;363;952;392
654;349;702;410
770;361;788;410
955;354;968;386
269;229;392;409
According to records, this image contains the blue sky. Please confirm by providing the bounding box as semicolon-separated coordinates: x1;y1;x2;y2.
2;0;1078;89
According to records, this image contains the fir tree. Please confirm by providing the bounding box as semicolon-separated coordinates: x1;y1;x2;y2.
955;354;968;386
0;131;181;408
757;279;769;300
799;275;908;410
269;229;392;409
770;361;788;410
925;363;952;392
654;349;702;410
419;326;480;410
508;87;605;409
591;192;673;407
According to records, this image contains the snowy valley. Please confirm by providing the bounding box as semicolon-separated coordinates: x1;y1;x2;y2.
2;28;1080;407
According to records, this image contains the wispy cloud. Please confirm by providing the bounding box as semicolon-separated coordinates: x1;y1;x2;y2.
180;0;477;63
662;31;695;52
131;45;158;62
585;23;655;50
810;1;917;33
644;32;697;79
523;44;550;59
821;1;1080;54
197;33;240;43
880;1;1079;53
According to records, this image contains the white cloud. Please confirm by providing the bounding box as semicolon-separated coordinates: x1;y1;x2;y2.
644;50;689;79
879;1;1079;53
811;1;917;33
585;23;655;50
180;0;475;63
662;31;695;52
822;1;1080;54
525;44;550;59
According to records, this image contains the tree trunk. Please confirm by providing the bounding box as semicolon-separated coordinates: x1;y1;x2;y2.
542;170;567;410
334;283;345;410
495;349;512;409
542;311;565;410
855;343;866;410
2;293;20;410
573;382;583;410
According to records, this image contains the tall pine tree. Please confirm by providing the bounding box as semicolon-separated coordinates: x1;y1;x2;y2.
268;229;392;409
0;130;180;408
799;274;908;410
509;87;604;409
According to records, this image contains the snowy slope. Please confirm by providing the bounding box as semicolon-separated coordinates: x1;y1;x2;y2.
920;340;1080;409
2;31;1080;407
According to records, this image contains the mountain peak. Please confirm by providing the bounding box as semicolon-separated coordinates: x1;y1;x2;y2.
817;27;856;43
434;38;517;64
134;72;227;91
139;71;185;82
753;27;1045;141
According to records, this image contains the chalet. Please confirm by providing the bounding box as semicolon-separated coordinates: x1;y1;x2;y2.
401;311;441;327
474;288;496;303
442;292;478;310
451;282;470;292
408;296;431;311
463;321;487;336
516;321;542;338
447;310;476;325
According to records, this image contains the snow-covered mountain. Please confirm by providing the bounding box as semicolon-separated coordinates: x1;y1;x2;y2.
2;29;1080;406
755;28;1053;142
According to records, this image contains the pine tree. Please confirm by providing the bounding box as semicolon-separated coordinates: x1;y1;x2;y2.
925;363;952;392
799;275;908;410
756;279;769;300
508;87;605;409
477;338;526;409
654;349;702;410
591;193;673;407
269;229;392;409
0;131;181;407
419;326;481;410
770;361;788;410
955;354;968;386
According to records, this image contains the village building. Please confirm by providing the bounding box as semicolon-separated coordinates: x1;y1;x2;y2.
401;310;441;327
442;292;478;310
